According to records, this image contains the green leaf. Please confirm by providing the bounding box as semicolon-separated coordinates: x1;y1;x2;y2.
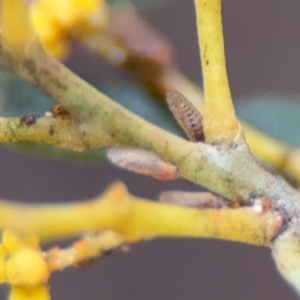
236;93;300;147
0;67;53;117
91;78;184;136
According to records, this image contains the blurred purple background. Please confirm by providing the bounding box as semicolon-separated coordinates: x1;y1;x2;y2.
1;0;300;299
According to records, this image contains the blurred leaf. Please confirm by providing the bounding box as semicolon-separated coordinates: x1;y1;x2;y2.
236;93;300;147
91;78;184;136
107;0;180;12
0;67;53;117
0;68;183;163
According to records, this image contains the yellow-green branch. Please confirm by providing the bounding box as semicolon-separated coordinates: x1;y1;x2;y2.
271;229;300;295
0;116;114;151
194;0;240;144
46;230;126;271
243;123;300;182
0;182;279;246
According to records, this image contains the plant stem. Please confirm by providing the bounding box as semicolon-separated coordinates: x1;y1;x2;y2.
0;182;276;246
194;0;240;144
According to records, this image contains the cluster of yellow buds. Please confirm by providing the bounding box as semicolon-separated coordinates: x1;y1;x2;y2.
30;0;108;58
0;230;50;300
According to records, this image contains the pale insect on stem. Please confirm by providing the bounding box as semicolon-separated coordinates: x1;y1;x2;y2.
159;191;228;209
166;90;204;142
107;147;180;181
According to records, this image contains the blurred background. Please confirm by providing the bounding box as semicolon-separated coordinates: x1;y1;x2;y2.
1;0;300;299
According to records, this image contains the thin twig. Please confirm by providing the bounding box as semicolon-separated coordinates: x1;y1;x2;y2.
46;230;127;271
0;182;281;246
0;116;114;151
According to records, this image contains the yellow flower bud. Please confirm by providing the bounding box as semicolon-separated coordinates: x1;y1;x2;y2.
9;285;51;300
0;251;7;283
30;0;108;59
6;249;49;286
2;230;24;254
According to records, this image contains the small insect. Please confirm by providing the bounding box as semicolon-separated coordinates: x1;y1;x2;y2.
46;105;70;119
107;147;180;181
18;113;38;127
166;90;204;142
159;191;227;209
